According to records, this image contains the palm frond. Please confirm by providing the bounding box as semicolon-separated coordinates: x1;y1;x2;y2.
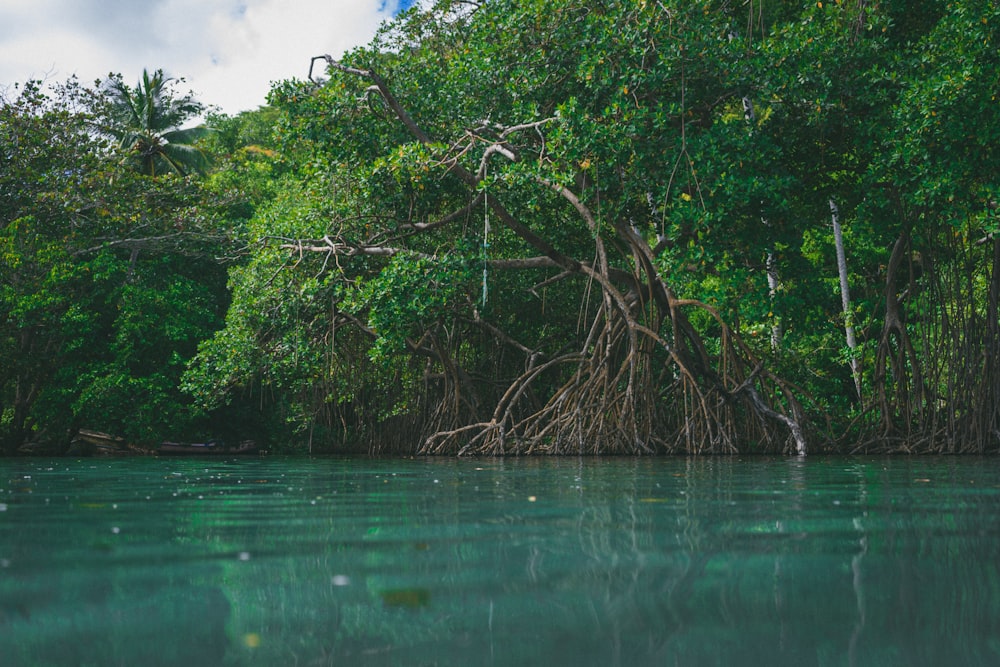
163;126;213;145
161;142;212;176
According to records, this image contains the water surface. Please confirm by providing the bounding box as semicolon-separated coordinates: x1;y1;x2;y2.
2;456;999;666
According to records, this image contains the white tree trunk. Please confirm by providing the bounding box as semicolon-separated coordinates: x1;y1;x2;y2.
831;198;862;401
766;249;782;351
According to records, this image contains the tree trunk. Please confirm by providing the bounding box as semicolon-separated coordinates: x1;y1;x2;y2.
874;230;926;440
766;249;782;351
831;199;861;401
983;237;1000;450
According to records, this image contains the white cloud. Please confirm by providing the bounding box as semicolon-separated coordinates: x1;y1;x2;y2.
0;0;412;114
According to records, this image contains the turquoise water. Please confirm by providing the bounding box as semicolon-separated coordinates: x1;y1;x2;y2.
2;456;999;666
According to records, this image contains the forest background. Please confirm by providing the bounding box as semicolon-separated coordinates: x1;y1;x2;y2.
2;0;999;456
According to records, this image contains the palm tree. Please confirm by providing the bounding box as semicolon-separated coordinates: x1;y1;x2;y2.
101;68;211;177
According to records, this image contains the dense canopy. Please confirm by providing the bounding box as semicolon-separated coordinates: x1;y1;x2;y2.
3;0;999;455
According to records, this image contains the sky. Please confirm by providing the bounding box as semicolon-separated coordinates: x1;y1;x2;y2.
0;0;418;115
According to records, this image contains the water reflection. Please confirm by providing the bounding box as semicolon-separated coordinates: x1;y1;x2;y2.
1;457;999;666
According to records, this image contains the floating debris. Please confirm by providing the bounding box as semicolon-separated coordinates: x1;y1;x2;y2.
380;588;430;608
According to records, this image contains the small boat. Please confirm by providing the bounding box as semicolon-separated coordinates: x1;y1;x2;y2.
158;439;259;456
68;429;144;456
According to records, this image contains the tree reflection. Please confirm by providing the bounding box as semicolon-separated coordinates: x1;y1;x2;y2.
3;457;1000;666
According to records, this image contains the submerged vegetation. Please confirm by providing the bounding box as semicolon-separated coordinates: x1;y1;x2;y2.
2;0;999;455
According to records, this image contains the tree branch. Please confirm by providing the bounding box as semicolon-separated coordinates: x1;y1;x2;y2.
313;54;583;275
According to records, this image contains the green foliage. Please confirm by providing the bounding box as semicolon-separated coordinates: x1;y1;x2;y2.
1;75;234;452
344;251;477;363
179;0;1000;452
5;0;1000;454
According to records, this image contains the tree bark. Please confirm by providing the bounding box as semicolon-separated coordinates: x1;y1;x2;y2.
831;198;861;401
766;249;782;351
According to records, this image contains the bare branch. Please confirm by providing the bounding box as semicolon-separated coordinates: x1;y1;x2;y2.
314;55;432;145
398;192;485;233
314;55;583;275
